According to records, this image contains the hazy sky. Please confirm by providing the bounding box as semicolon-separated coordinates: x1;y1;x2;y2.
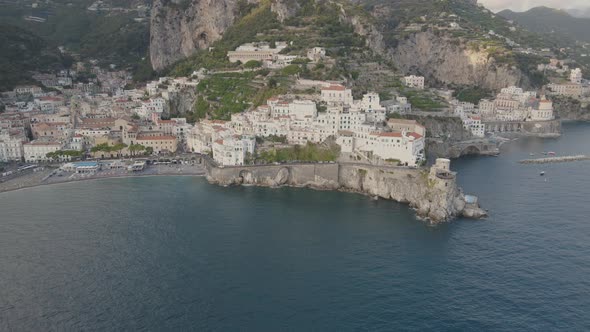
480;0;588;12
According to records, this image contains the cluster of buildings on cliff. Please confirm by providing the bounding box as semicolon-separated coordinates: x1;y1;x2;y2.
446;86;556;138
227;42;327;69
2;65;425;167
187;84;425;167
546;68;590;99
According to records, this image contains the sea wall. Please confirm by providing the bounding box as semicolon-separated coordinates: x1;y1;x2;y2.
204;159;485;223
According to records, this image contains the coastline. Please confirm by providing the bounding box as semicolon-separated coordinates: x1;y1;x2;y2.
0;167;206;195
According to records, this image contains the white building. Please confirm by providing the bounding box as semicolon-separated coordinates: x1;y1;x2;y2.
462;116;485;138
570;68;583;84
0;130;27;162
320;85;353;106
403;75;425;89
23;140;63;163
212;135;256;166
530;97;554;121
307;47;326;62
227;42;288;63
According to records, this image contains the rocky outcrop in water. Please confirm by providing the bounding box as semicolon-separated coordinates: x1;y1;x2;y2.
205;159;486;223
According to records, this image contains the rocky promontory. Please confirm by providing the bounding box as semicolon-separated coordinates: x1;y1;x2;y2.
204;158;487;224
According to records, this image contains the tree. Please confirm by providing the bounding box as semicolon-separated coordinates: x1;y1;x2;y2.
112;143;128;156
282;64;301;76
243;60;262;69
128;143;146;156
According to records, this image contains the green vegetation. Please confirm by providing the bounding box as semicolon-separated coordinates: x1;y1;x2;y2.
128;143;148;156
405;90;446;111
169;1;280;76
257;142;340;163
90;143;128;154
0;0;150;86
194;71;261;120
514;53;550;88
182;69;290;122
243;60;262;69
499;7;590;44
256;135;288;144
453;87;492;104
0;24;67;90
46;150;84;160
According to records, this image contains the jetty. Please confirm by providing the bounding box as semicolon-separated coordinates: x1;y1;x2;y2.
519;155;590;164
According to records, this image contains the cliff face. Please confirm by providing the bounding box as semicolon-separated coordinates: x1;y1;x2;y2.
205;160;486;223
150;0;246;70
166;87;198;118
149;0;301;70
391;32;527;90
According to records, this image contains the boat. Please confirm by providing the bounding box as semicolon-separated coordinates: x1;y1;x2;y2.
548;151;556;156
529;153;535;156
540;171;545;176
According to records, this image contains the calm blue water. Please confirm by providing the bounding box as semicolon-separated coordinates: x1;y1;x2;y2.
1;123;589;331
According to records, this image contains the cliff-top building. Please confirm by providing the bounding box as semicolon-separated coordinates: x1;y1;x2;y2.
227;42;288;63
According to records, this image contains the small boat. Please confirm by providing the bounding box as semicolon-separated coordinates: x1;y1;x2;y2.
529;153;535;156
540;171;545;176
548;151;556;156
542;152;548;156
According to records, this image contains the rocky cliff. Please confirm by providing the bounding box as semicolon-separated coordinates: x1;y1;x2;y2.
205;160;486;223
166;87;198;118
150;0;246;70
553;96;590;121
391;32;527;90
149;0;302;70
337;2;530;91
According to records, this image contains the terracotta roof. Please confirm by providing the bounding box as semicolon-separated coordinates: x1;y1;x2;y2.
214;139;224;144
377;132;402;137
322;85;346;91
136;135;176;141
408;132;423;139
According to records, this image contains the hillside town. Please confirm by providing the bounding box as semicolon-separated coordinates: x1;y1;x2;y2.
2;42;588;171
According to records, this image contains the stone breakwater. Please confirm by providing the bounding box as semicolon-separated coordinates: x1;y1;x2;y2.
204;158;486;224
519;155;590;164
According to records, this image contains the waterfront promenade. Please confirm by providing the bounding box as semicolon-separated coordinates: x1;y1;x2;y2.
0;163;206;194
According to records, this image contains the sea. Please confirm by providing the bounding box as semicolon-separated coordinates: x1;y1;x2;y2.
1;122;589;331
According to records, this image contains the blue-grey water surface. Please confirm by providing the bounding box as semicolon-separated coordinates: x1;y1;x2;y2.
1;122;590;331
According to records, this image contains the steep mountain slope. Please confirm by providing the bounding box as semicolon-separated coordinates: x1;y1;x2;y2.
499;7;590;43
0;0;150;68
0;24;68;91
150;0;557;90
